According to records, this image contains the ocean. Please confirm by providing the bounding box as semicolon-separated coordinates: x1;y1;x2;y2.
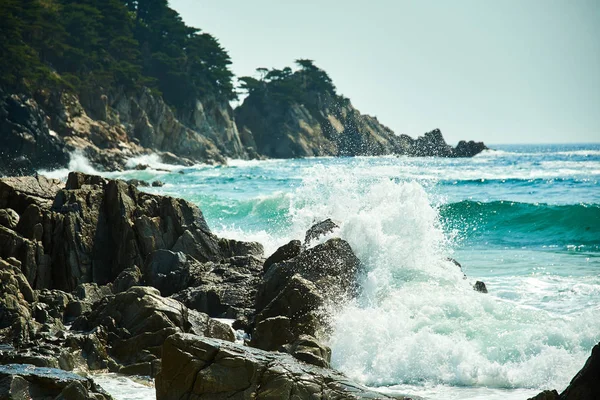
42;143;600;400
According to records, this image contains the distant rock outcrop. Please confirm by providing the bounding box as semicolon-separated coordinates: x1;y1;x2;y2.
235;62;487;159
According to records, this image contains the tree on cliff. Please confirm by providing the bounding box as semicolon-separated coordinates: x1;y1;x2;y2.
238;60;339;107
0;0;235;110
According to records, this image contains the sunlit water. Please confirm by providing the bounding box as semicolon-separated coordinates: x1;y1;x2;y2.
40;144;600;400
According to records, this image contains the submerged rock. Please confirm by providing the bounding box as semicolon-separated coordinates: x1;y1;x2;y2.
156;333;400;400
473;281;488;293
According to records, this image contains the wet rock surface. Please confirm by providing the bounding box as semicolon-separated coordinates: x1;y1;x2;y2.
156;333;402;400
0;364;112;400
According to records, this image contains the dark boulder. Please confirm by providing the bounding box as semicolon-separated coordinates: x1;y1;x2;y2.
251;235;360;362
0;364;112;400
454;140;487;157
474;281;488;293
263;240;302;272
304;219;339;245
72;286;233;375
143;250;199;297
156;333;400;400
172;255;263;319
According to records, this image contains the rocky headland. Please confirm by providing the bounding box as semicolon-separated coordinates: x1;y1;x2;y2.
0;1;486;177
0;172;597;400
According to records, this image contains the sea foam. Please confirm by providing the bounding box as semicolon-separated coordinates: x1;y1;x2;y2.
282;163;599;391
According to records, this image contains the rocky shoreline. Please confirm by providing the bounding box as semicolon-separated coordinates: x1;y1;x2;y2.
1;87;486;177
0;172;596;400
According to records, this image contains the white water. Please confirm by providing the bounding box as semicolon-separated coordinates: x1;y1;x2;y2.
283;164;598;398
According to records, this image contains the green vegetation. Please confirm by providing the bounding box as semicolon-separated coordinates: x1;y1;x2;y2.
0;0;235;109
239;59;349;109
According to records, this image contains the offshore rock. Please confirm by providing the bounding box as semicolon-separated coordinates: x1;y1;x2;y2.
0;364;112;400
156;333;399;400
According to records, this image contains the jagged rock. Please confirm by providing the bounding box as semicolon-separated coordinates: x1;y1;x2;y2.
0;172;260;294
156;333;399;400
143;250;199;297
65;172;107;190
0;175;62;214
474;281;488;293
257;238;360;313
0;92;70;176
172;255;263;319
0;259;36;345
74;283;112;304
254;274;324;340
304;218;339;245
111;266;142;294
0;209;19;230
282;335;332;368
218;238;264;259
263;240;302;272
250;316;295;351
252;236;360;359
72;286;233;375
126;179;149;187
0;364;112;400
151;180;164;187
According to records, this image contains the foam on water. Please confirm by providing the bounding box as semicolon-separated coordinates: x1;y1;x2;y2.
280;163;600;394
39;151;102;180
124;154;183;172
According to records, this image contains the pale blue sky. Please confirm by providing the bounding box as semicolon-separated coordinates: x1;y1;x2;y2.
170;0;600;144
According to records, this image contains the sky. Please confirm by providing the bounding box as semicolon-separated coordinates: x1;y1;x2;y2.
170;0;600;144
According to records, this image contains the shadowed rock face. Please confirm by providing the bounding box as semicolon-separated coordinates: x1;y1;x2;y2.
156;333;404;400
0;172;264;292
0;172;261;378
0;92;70;176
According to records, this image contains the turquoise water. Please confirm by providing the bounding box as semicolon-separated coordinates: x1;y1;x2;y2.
42;144;600;399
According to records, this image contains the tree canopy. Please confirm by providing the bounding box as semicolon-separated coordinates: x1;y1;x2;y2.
0;0;236;109
238;59;342;108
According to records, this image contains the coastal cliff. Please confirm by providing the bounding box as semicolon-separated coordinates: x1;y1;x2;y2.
0;2;486;177
235;60;486;159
